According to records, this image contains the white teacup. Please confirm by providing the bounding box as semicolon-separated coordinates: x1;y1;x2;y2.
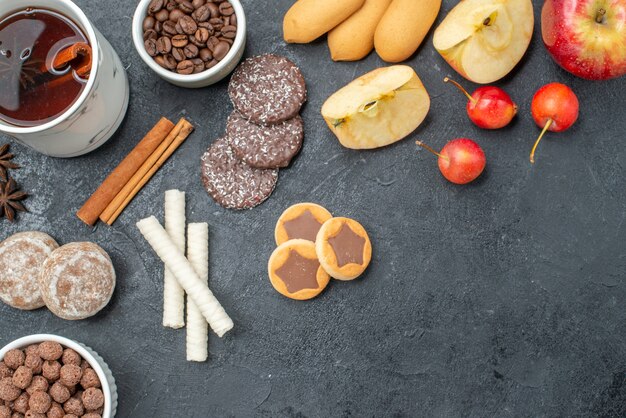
0;0;129;158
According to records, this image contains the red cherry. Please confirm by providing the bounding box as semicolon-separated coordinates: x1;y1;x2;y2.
416;138;486;184
530;82;579;163
444;77;517;129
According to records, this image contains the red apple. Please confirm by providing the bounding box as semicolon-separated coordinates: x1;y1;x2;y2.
416;138;486;184
541;0;626;80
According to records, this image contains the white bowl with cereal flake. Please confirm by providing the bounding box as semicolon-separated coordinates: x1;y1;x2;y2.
0;334;117;418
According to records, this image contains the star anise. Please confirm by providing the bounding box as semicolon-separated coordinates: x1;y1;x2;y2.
0;177;28;222
0;143;20;182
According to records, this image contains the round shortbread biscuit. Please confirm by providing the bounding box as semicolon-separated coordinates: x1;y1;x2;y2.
315;217;372;281
228;54;307;125
274;203;332;245
268;239;330;300
0;231;59;310
39;242;116;320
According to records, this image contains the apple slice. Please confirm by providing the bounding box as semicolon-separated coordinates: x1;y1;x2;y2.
321;66;430;149
433;0;534;84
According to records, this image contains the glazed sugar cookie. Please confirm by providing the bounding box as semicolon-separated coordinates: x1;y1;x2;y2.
0;232;58;310
268;239;330;300
274;203;333;245
226;111;304;169
315;217;372;281
201;137;279;210
228;54;307;125
39;242;116;320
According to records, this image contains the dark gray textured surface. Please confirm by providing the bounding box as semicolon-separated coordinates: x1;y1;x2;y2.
1;0;625;416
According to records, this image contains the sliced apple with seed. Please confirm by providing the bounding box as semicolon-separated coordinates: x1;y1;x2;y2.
321;65;430;150
433;0;534;84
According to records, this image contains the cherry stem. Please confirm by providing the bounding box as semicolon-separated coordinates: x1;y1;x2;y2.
416;141;449;161
596;8;606;23
444;77;477;105
530;118;553;164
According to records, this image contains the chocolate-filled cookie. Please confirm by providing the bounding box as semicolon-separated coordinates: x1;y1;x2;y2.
201;137;279;210
0;231;59;310
228;54;307;125
274;203;332;245
268;239;330;300
315;217;372;281
226;111;304;169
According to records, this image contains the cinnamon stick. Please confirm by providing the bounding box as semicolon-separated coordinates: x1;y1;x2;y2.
77;117;175;226
101;118;194;225
53;42;92;77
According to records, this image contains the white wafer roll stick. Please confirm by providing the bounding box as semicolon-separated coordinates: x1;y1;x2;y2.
163;190;186;329
186;222;209;362
137;216;234;337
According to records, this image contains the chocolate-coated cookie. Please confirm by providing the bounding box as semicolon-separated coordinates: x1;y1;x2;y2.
228;54;307;125
201;137;279;210
226;111;304;169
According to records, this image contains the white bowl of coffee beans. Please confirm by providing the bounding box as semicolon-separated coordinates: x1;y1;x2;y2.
0;334;117;418
133;0;246;88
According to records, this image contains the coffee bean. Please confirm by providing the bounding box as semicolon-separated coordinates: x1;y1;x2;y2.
206;36;220;51
192;0;205;9
163;20;178;35
155;20;163;32
188;35;204;48
192;58;205;73
179;15;198;34
218;36;233;46
219;2;234;16
148;0;164;14
144;38;158;56
195;27;209;43
179;1;194;13
156;36;172;54
199;48;212;61
171;34;188;47
184;43;199;58
205;59;218;69
176;22;185;34
169;8;185;22
177;60;194;74
229;14;236;26
209;17;224;31
143;16;156;31
143;29;158;40
213;41;229;60
207;3;220;18
172;47;186;61
155;9;169;22
155;55;166;68
221;25;236;39
163;54;178;69
166;0;177;11
192;5;210;22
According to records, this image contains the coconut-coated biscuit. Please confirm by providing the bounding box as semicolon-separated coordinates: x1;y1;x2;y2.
39;242;116;320
274;203;333;246
268;239;330;300
315;217;372;280
283;0;366;43
0;231;59;310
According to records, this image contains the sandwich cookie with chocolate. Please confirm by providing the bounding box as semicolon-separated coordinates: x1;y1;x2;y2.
268;239;330;300
316;217;372;280
275;203;333;245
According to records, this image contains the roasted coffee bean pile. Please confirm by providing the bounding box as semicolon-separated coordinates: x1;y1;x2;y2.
143;0;237;74
0;342;104;418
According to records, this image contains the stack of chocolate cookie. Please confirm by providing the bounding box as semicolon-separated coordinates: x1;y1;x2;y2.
201;54;307;210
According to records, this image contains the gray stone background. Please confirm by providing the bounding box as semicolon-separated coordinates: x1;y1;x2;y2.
1;0;625;416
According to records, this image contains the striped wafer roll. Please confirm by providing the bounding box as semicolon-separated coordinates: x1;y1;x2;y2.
186;222;209;362
137;216;233;337
163;190;186;329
